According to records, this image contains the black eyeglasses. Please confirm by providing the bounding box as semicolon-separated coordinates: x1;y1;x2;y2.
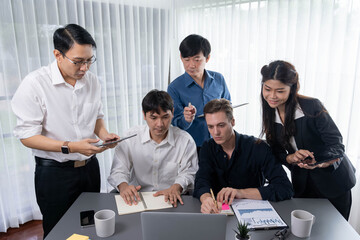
270;228;289;240
59;50;96;67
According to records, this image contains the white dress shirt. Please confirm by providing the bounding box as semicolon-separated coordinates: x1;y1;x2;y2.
11;60;104;162
275;104;305;151
108;125;198;192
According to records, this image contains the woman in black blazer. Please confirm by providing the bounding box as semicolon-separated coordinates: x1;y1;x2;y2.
260;60;356;220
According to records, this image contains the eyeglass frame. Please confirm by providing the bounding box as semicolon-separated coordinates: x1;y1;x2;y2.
270;228;289;240
58;50;96;67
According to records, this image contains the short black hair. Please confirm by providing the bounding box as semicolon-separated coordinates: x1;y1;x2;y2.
53;24;96;54
142;90;174;115
179;34;211;58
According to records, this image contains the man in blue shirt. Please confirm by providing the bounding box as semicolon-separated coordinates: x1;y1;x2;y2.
193;99;293;213
167;34;231;150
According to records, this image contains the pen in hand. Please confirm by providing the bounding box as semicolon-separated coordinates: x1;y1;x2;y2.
188;102;196;115
210;188;218;213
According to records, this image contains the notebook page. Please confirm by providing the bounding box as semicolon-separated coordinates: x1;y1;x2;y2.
141;192;173;210
114;194;145;215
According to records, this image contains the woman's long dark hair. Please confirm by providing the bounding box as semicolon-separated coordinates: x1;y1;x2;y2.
260;60;299;149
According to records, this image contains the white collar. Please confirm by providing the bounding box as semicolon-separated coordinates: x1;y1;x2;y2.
275;103;304;125
140;125;175;147
50;60;86;89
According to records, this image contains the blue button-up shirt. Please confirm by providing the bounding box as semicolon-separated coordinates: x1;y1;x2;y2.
167;70;231;146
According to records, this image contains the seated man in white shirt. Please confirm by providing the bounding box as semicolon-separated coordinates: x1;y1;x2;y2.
108;90;198;207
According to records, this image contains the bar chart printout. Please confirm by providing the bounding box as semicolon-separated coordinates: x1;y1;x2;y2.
231;199;287;229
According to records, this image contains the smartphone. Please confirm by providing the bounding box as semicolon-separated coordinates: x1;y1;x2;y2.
80;210;95;228
306;155;342;166
307;158;333;166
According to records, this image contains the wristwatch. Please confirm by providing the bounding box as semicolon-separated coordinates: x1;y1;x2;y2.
61;141;70;154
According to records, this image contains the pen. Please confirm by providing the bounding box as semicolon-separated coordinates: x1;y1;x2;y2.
231;102;249;108
188;102;196;115
210;188;218;211
251;224;279;230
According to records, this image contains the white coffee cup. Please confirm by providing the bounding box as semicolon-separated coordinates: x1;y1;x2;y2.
291;210;315;238
94;209;116;238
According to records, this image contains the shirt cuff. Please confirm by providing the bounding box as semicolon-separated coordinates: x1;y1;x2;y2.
193;187;209;199
257;186;270;201
180;117;193;130
107;174;129;192
174;179;189;194
13;125;42;139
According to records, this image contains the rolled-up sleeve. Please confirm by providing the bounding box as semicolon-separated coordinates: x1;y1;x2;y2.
107;141;133;191
174;137;198;193
94;79;104;120
11;78;45;139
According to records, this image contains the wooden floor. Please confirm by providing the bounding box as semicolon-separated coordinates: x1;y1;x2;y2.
0;220;43;240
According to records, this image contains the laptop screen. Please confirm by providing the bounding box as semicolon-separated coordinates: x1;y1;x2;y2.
141;212;227;240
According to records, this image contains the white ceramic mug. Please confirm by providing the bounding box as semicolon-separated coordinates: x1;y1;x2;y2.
94;209;116;237
291;210;315;238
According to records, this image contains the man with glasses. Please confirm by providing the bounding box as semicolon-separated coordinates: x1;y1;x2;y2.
11;24;119;237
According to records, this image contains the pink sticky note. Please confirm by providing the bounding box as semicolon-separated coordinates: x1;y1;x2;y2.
222;203;230;210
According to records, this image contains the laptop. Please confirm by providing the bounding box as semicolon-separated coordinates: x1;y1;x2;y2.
141;212;227;240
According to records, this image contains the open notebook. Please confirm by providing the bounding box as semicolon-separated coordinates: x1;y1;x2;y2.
114;192;173;215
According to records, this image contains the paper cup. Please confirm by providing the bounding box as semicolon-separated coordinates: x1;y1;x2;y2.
94;209;115;237
291;210;315;238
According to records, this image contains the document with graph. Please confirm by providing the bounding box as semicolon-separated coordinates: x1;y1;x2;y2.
231;199;287;230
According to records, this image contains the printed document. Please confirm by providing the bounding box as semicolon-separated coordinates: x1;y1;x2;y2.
231;199;287;229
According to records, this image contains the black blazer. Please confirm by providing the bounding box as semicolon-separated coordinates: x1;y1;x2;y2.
271;97;356;198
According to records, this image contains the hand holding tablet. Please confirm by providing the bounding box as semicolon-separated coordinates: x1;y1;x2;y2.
94;134;137;147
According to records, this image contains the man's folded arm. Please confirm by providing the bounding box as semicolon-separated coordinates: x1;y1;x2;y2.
259;147;294;201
